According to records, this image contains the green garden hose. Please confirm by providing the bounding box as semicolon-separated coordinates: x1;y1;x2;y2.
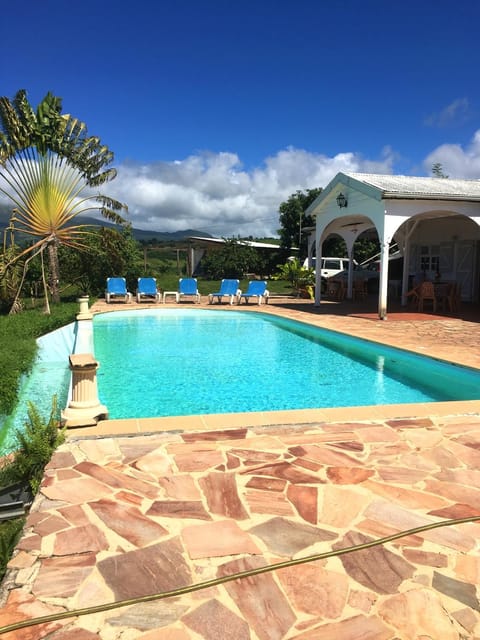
1;515;478;635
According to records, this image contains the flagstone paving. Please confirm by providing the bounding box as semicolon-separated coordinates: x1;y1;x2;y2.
1;297;480;638
1;414;480;639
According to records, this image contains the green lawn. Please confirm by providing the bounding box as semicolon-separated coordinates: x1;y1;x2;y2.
0;302;78;416
155;275;294;297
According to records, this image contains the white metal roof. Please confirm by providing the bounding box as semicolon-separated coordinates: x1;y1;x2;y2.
187;236;280;249
346;173;480;200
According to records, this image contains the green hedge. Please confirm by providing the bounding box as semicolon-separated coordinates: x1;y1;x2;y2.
0;303;77;415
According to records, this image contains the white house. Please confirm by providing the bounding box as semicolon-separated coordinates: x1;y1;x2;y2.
306;172;480;319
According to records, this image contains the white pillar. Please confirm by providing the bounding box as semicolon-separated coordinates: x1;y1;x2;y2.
314;241;323;306
347;253;354;299
401;243;411;306
378;241;390;319
400;219;419;305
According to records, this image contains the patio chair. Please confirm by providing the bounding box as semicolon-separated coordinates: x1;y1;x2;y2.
417;281;436;313
433;282;449;312
353;279;368;301
326;279;346;301
208;279;241;305
136;277;161;303
447;282;461;313
177;277;201;303
105;277;133;304
237;280;269;305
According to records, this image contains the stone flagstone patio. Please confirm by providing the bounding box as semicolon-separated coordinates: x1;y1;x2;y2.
1;414;480;639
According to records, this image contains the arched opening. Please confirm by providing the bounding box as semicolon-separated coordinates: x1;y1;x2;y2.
316;214;381;298
308;172;480;319
394;212;480;303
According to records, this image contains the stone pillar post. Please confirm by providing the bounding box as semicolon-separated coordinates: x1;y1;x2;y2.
76;295;93;320
61;354;108;428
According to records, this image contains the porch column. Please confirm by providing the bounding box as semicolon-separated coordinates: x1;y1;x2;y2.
401;220;419;305
344;230;358;300
378;241;390;319
401;243;410;306
314;239;323;305
306;230;315;269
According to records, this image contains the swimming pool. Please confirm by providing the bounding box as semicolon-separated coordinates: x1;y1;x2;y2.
92;309;480;419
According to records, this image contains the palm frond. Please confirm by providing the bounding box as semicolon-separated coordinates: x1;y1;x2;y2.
1;152;117;242
0;95;30;156
0;89;129;297
13;90;37;140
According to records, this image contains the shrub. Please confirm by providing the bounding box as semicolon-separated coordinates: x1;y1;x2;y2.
0;303;77;415
0;517;25;581
275;258;315;295
201;239;265;279
0;397;64;582
0;397;65;494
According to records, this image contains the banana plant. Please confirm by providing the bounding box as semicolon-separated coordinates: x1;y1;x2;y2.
276;258;315;297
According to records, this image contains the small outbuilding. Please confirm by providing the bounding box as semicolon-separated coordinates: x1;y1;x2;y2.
185;236;282;276
306;172;480;319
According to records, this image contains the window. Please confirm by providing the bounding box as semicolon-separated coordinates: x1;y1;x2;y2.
419;246;440;274
324;260;341;270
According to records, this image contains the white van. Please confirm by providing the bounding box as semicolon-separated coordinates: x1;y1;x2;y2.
303;257;351;278
303;257;379;293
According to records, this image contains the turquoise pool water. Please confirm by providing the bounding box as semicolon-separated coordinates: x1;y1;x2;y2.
92;309;480;419
2;308;478;454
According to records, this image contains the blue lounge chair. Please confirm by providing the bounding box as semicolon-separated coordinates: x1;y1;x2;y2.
105;277;132;304
208;279;241;305
136;277;161;303
177;277;201;304
237;280;269;305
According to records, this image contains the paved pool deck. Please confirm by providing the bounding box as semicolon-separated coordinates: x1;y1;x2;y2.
1;296;480;639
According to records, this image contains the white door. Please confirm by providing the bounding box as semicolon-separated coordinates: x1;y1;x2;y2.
439;242;454;275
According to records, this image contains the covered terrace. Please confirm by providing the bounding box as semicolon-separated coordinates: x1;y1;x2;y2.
306;173;480;319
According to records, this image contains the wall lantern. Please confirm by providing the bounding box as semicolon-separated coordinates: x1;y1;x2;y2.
336;192;348;208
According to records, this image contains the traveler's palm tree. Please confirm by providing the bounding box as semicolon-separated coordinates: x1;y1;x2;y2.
0;89;127;312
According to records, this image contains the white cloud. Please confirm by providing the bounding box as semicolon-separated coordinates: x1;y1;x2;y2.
425;98;471;128
424;129;480;179
3;135;479;237
106;146;396;237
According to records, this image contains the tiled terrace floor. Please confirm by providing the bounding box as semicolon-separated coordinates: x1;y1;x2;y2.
1;296;480;639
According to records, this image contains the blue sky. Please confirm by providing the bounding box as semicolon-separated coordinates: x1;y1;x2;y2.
2;0;480;236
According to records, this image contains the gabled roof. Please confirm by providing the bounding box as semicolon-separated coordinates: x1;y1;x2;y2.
307;172;480;216
345;173;480;201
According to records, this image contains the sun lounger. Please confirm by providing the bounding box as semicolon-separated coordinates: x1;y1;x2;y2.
177;278;201;303
208;279;241;305
237;280;269;305
105;277;133;303
136;277;161;303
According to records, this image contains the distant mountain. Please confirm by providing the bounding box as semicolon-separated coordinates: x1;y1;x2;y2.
0;205;212;242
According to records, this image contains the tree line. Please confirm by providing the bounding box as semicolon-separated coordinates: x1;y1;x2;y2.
0;89;451;313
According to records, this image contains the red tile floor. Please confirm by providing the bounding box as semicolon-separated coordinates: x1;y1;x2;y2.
1;296;479;639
